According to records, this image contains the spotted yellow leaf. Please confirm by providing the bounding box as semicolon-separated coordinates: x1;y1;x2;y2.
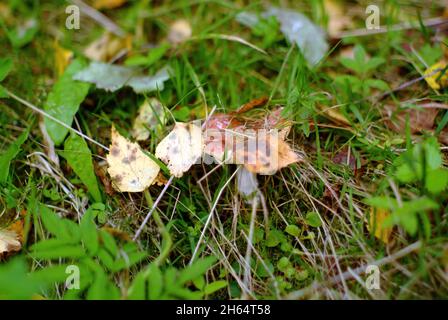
107;127;160;192
424;61;448;90
155;122;202;177
368;207;393;244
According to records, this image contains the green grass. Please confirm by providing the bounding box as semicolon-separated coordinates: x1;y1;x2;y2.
0;0;447;300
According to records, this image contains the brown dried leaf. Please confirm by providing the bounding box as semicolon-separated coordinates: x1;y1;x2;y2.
383;105;439;134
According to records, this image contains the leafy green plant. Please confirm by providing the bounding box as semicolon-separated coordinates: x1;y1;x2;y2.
366;138;447;237
28;204;147;299
127;256;222;299
335;44;389;97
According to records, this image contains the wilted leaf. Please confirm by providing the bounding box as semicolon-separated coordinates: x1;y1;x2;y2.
73;62;171;93
383;104;439;134
61;132;102;202
84;33;132;62
0;219;24;256
93;0;127;10
204;107;301;175
44;59;90;145
424;61;448;90
368;207;392;244
324;0;353;38
155;122;202;178
132;98;166;141
0;129;29;184
168;19;192;44
237;7;328;65
107;127;160;192
54;41;73;77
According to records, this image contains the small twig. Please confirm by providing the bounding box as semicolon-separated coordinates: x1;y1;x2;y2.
133;175;174;241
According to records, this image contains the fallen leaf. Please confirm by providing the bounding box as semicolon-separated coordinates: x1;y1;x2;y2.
324;0;353;38
321;106;351;127
332;147;357;172
0;229;21;255
204;108;301;175
368;207;392;244
424;61;448;90
132;98;166;141
54;41;73;77
107;127;160;192
237;7;329;66
236;96;268;114
155;122;202;178
0;219;24;257
383;104;439;134
168;19;192;44
84;33;132;62
93;0;127;10
74;62;171;93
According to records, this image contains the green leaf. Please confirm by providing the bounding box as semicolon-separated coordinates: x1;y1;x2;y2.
425;168;448;194
29;265;72;283
265;229;284;247
39;204;77;241
0;129;29;184
147;264;163;300
305;212;322;228
285;224;300;237
0;57;13;81
43;59;90;146
30;244;85;260
80;206;100;255
204;280;227;295
178;257;216;284
61;132;102;202
0;84;7;98
125;43;170;67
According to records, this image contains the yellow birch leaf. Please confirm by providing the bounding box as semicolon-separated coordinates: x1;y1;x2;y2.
107;127;160;192
54;41;73;77
424;61;448;90
155;122;202;177
368;207;393;244
93;0;127;10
